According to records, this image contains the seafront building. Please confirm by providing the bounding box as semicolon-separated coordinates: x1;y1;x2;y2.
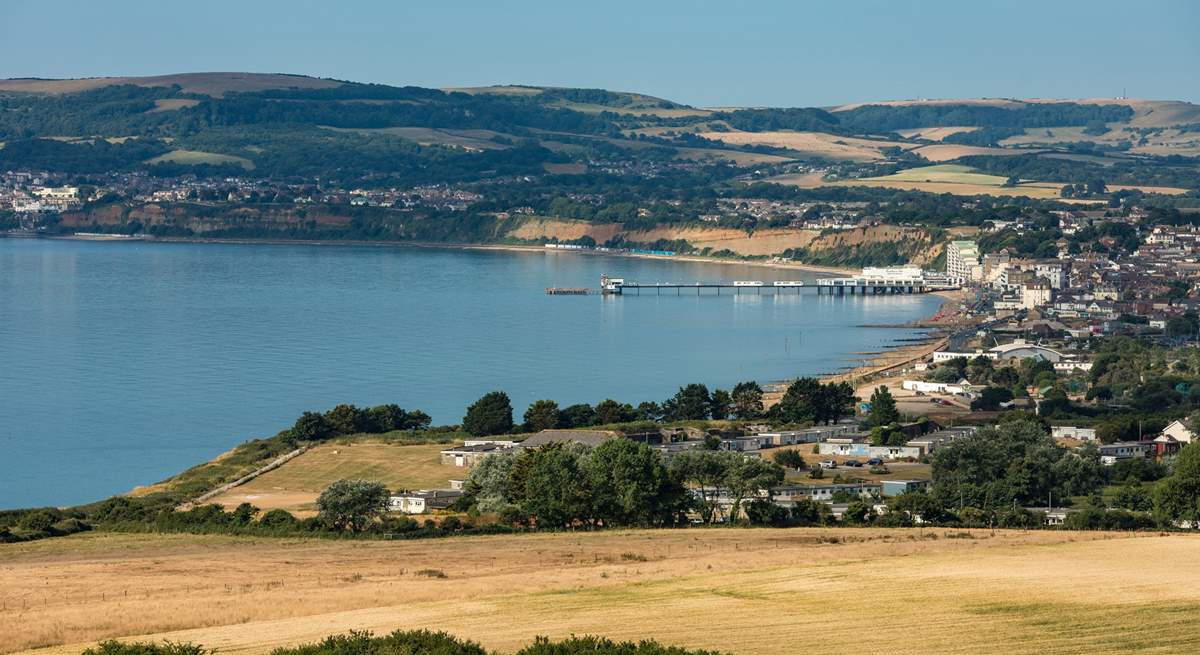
945;240;981;285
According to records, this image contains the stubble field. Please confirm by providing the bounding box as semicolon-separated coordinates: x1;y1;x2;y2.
3;528;1198;655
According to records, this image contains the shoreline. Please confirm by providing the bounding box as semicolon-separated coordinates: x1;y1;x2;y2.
31;232;862;277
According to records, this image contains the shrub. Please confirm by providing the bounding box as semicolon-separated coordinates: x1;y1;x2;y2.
82;641;206;655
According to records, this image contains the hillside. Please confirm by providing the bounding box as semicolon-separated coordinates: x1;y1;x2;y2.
3;73;1200;266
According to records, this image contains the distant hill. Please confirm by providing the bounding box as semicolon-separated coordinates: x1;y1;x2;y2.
0;72;1197;190
0;72;343;97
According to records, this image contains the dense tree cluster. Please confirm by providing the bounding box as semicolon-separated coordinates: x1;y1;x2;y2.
289;403;431;442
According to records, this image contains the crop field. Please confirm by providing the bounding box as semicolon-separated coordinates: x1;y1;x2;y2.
207;441;461;513
146;149;255;170
909;143;1038;162
3;529;1198;655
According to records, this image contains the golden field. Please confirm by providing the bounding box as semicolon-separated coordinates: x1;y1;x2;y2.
3;528;1199;655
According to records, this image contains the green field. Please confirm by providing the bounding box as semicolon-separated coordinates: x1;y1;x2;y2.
146;149;255;169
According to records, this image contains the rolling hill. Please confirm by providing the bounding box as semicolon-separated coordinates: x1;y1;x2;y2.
0;72;1198;197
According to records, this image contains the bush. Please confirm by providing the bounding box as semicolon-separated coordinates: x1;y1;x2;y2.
82;641;206;655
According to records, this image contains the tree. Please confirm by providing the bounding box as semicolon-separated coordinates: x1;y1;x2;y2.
867;386;900;427
515;443;592;528
709;389;732;420
887;491;947;525
971;386;1013;411
587;438;685;526
771;378;822;423
593;399;636;425
316;479;388;532
558;403;596;428
669;449;732;523
666;383;712;421
724;457;785;523
325;403;370;435
731;381;764;419
1154;442;1200;528
1086;178;1108;195
290;411;334;441
772;449;806;470
463;391;514;436
523;400;561;432
635;401;663;422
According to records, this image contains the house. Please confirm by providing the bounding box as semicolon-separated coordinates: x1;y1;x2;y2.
882;479;929;497
902;379;971;395
1151;434;1183;458
1162;419;1196;444
868;444;923;460
387;489;464;514
719;435;766;452
818;436;870;457
905;427;976;457
1098;441;1152;465
771;483;882;505
440;443;510;467
1051;426;1097;441
518;429;616;448
757;424;855;446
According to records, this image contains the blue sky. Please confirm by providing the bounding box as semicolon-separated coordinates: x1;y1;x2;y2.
2;0;1197;106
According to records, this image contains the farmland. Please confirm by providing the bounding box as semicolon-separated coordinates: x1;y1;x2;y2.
3;529;1197;655
697;129;914;162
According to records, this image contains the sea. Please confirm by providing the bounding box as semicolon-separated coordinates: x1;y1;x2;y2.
0;238;941;508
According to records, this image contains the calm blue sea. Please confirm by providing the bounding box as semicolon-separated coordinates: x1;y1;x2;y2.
0;239;940;508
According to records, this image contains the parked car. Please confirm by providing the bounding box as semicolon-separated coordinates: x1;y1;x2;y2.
866;457;884;466
818;460;838;469
844;460;863;468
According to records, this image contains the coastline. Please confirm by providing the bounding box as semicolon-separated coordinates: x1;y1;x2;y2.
36;233;861;277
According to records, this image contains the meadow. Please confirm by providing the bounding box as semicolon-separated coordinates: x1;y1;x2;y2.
3;528;1197;655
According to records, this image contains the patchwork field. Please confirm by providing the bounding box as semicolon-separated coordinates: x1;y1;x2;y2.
207;441;461;513
3;529;1198;655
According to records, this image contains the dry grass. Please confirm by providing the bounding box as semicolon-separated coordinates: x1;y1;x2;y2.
206;441;461;512
3;529;1198;655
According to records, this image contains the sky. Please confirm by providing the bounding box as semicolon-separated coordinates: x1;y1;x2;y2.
2;0;1197;107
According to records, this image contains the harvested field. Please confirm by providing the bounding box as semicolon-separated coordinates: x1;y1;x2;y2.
3;529;1198;655
910;143;1038;161
206;441;461;513
697;130;914;162
894;126;977;141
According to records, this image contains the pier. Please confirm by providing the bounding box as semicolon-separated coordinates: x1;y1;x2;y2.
814;267;957;295
599;274;804;295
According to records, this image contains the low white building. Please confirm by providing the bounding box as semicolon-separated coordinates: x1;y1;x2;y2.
1051;426;1097;441
901;380;971;395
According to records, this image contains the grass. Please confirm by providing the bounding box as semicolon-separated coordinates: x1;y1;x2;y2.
206;440;463;512
146;149;255;170
317;126;511;151
2;529;1197;655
